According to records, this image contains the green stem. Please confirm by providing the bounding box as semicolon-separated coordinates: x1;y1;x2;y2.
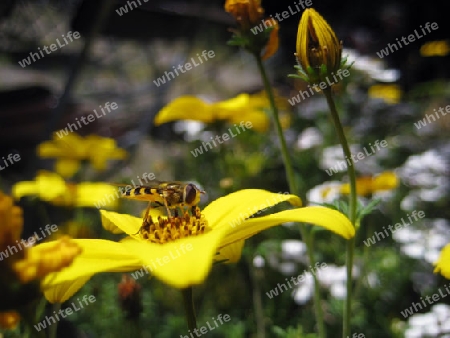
255;56;297;193
323;88;357;338
255;55;325;338
181;287;197;332
49;303;61;338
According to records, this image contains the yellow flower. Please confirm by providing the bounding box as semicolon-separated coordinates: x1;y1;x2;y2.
40;190;353;301
12;171;119;209
368;84;402;104
224;0;264;29
295;8;343;83
38;133;127;178
420;40;450;57
340;171;399;196
154;92;289;132
0;191;81;323
434;244;450;279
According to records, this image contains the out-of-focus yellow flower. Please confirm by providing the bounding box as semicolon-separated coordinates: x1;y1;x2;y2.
0;311;20;329
368;84;402;104
38;133;127;178
0;191;81;325
434;244;450;279
420;40;450;57
295;8;343;83
154;92;290;132
13;171;119;209
224;0;264;29
40;190;353;301
340;171;399;196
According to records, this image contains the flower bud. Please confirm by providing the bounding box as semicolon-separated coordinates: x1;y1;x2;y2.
295;9;343;83
224;0;264;29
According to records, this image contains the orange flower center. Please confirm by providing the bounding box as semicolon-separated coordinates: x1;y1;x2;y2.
138;207;209;244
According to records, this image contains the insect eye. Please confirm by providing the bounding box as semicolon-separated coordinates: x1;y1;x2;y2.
184;184;198;205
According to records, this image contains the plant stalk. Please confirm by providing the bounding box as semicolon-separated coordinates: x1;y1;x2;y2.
323;87;357;338
181;287;197;332
255;55;326;338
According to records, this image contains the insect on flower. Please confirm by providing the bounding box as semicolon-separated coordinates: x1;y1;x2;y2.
118;181;205;222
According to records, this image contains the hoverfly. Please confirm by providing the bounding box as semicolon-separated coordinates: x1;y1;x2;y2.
117;181;205;221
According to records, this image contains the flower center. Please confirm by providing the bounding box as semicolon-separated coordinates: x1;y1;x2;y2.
139;206;209;244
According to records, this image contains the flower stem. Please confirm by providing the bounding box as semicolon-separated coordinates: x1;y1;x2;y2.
323;87;357;338
49;303;61;338
255;54;325;338
181;287;197;332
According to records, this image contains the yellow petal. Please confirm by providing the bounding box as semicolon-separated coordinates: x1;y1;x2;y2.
368;84;402;104
120;229;227;288
154;96;212;125
12;171;68;202
434;244;450;279
220;206;354;246
100;210;142;236
55;158;81;178
43;275;92;303
373;171;399;192
77;184;119;209
41;239;143;300
227;110;269;132
203;189;301;230
215;239;245;263
261;19;279;60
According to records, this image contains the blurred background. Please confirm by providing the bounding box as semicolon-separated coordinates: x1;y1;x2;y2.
1;0;449;337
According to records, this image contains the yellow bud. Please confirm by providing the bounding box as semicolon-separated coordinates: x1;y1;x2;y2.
224;0;264;29
0;311;20;330
296;9;342;81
